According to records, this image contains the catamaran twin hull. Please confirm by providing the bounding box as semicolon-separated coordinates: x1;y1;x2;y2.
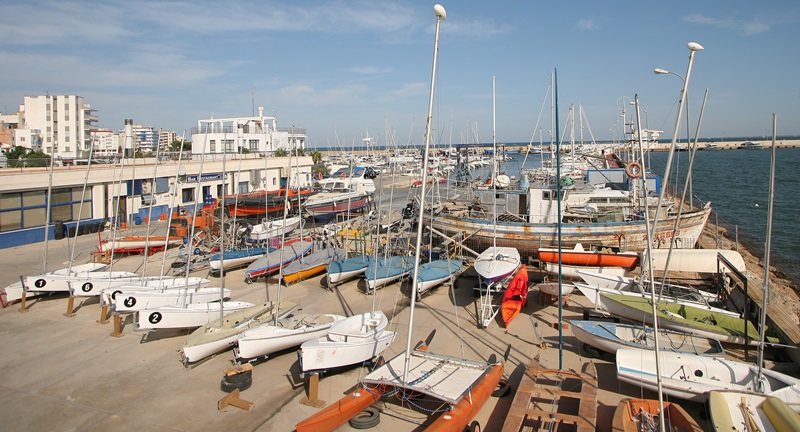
427;205;712;256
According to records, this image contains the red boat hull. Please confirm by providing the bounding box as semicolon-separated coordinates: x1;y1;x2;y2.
501;265;529;328
538;249;638;268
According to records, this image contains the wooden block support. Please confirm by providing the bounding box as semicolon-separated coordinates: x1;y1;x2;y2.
110;313;124;337
299;372;327;408
97;305;110;324
63;295;77;317
224;363;253;377
218;389;254;411
551;322;569;330
18;275;28;313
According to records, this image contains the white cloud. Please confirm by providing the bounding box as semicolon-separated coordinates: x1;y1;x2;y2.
577;19;599;31
683;14;771;36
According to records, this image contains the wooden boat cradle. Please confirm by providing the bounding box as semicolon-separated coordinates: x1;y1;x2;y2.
502;357;597;432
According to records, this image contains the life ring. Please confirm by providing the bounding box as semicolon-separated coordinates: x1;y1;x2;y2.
625;162;643;178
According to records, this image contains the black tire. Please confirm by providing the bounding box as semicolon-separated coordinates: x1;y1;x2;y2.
492;380;511;398
349;406;380;429
220;375;252;393
224;369;252;383
582;343;601;359
466;420;481;432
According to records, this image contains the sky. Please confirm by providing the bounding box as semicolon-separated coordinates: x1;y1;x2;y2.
2;1;799;148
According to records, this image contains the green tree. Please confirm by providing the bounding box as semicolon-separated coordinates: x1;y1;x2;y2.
275;148;288;157
169;140;191;151
310;150;322;165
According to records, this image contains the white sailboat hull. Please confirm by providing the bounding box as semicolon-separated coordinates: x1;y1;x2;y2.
101;277;210;304
112;288;231;312
299;311;396;372
136;301;254;330
181;301;297;363
616;348;800;408
236;314;346;360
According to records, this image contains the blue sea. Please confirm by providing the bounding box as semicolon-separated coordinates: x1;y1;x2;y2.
478;148;800;286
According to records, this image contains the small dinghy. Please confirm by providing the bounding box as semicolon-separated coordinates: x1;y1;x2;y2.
181;301;297;364
364;255;414;293
281;247;347;285
570;320;725;358
474;246;520;285
135;300;254;330
416;259;463;295
235;313;345;361
244;240;314;281
612;398;702;432
208;247;272;273
299;311;396;373
326;254;371;287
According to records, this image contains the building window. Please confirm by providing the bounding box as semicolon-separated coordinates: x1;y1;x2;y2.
238;182;248;194
209;140;216;152
223;139;234;152
249;139;259;151
182;188;195;203
0;188;92;232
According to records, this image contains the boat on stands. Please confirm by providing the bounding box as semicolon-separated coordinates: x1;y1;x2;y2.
425;183;712;257
112;287;231;312
135;300;254;330
708;390;800;431
502;357;597;432
298;310;396;373
226;188;316;218
98;235;184;254
235;313;345;361
302;188;373;220
536;281;576;297
281;247;347;285
100;277;210;304
474;246;521;285
3;262;110;302
616;348;800;408
569;320;725;358
587;290;761;345
500;264;529;327
416;258;463;295
612;398;702;432
364;255;414;293
326;254;372;288
538;243;639;268
181;301;297;364
244;215;302;243
208;247;272;273
244;239;314;281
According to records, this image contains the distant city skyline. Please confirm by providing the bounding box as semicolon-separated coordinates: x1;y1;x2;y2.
3;1;799;147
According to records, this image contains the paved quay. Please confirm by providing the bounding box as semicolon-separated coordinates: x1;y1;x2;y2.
2;221;711;432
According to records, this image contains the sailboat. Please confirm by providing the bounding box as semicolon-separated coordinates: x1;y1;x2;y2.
416;258;463;296
181;300;297;363
234;313;346;361
570;320;725;358
364;254;414;293
244;239;314;282
208;246;272;274
708;390;800;431
297;7;504;430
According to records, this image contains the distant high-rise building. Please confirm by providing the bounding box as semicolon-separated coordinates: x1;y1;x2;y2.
21;95;97;159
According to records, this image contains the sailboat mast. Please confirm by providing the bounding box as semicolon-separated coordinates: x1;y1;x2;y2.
403;3;445;383
42;140;56;273
492;76;497;250
554;68;564;370
757;113;777;378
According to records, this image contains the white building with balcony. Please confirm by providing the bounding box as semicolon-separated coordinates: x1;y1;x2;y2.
190;107;307;158
21;95;98;160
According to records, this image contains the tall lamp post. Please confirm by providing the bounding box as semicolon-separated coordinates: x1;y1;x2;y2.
654;66;695;208
652;42;703;222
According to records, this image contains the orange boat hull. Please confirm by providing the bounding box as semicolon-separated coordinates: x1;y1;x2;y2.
426;363;505;431
611;398;702;432
295;387;383;432
538;250;638;268
282;263;327;284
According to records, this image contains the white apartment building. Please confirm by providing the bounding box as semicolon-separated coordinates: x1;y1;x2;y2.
22;95;98;160
88;128;120;157
131;124;158;154
190;107;307;158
